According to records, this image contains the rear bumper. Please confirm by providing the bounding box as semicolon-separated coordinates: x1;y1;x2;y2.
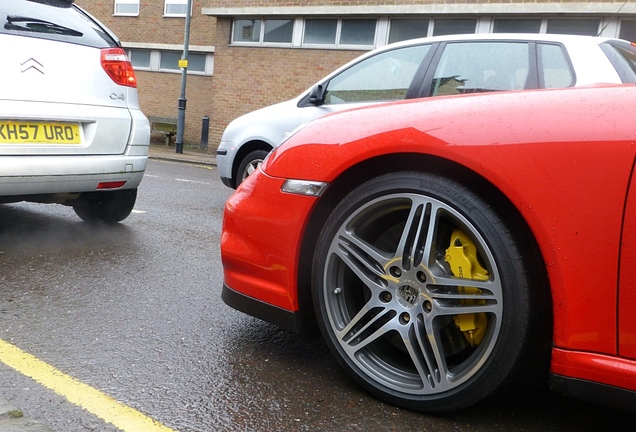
0;151;147;196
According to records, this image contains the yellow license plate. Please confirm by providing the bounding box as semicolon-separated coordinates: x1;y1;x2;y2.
0;121;81;144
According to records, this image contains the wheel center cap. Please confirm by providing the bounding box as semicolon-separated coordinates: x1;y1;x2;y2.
397;284;420;308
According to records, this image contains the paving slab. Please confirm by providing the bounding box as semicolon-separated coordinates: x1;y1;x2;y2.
0;398;54;432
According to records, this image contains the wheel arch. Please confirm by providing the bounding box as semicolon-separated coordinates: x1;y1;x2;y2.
231;140;273;187
297;152;553;349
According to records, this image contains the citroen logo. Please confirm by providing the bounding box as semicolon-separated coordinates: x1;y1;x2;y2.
21;58;44;74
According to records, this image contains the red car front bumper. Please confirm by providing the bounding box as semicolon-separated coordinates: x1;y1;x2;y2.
221;170;319;331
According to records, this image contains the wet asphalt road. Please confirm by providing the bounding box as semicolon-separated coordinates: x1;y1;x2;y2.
0;159;634;432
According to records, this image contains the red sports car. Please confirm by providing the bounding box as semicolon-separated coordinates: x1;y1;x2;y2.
221;84;636;412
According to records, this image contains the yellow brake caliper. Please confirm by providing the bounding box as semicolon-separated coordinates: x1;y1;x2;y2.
444;229;489;347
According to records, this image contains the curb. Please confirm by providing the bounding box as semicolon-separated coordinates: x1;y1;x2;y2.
149;153;216;167
0;398;54;432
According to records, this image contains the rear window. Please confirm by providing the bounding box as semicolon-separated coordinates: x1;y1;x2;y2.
601;41;636;83
430;42;531;96
0;0;118;48
538;43;575;88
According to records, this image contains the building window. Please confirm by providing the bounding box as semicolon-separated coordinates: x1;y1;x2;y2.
301;19;377;47
232;19;293;44
264;19;294;43
229;15;633;51
129;49;151;68
620;20;636;42
159;52;209;73
547;19;600;36
232;18;376;47
159;51;182;70
340;19;376;45
164;0;189;17
493;19;541;33
187;54;208;73
233;19;261;42
388;19;429;44
304;19;337;44
114;0;139;16
128;49;213;75
432;19;477;36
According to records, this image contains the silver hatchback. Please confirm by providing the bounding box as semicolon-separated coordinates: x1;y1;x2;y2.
0;0;149;223
217;33;636;189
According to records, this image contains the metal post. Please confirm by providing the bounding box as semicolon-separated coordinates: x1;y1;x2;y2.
200;116;209;150
175;0;193;154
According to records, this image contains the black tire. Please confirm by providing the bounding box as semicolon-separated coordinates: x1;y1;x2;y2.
73;189;137;224
312;171;548;412
236;150;269;187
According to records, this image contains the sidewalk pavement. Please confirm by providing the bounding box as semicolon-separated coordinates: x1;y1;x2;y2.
148;144;217;166
0;397;54;432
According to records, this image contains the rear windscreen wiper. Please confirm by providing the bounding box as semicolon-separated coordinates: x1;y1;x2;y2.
5;15;83;36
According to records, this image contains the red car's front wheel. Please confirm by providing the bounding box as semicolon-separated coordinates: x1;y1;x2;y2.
312;171;550;412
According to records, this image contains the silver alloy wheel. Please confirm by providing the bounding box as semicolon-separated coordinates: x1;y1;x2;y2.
321;192;503;395
236;149;270;187
241;159;263;182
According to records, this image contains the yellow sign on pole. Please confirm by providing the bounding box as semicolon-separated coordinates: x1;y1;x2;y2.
178;59;188;68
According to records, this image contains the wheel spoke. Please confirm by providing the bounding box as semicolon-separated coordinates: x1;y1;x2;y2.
437;301;500;317
333;231;391;291
419;201;442;268
395;199;431;270
432;275;496;292
338;303;397;351
339;229;391;269
429;275;502;317
405;316;449;389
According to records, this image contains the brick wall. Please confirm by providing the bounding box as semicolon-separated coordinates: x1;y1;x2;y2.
76;1;216;147
76;1;215;45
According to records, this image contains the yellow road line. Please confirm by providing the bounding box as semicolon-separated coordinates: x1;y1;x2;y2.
0;338;175;432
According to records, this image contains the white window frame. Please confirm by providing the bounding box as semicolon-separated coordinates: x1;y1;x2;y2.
301;18;378;49
231;18;295;46
114;0;139;17
164;0;190;18
126;47;214;76
228;15;636;51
